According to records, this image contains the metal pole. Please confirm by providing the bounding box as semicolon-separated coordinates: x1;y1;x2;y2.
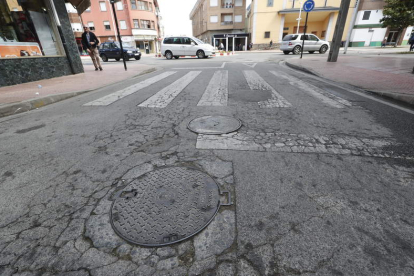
300;12;308;59
344;0;360;54
111;2;127;71
328;0;351;62
296;0;303;34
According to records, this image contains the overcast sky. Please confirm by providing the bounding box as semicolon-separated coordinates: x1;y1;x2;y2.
157;0;252;37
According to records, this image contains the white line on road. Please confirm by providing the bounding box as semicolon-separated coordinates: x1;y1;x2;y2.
139;71;202;108
172;62;226;70
243;63;257;68
83;71;177;106
197;71;228;106
270;71;351;109
243;70;292;108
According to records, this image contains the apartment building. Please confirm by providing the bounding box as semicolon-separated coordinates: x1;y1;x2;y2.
247;0;358;49
349;0;413;47
190;0;249;51
79;0;162;54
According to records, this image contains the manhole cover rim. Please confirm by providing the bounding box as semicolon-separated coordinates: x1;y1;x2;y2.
187;115;242;135
110;166;222;247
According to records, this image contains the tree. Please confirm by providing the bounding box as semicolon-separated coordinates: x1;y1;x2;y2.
380;0;414;47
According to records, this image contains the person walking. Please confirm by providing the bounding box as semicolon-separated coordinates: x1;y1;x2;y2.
269;40;273;49
409;32;414;52
220;42;224;51
81;26;102;71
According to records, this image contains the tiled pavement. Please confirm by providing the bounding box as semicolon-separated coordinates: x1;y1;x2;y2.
285;54;414;105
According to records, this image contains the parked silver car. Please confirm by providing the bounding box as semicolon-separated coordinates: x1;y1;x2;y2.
280;34;329;55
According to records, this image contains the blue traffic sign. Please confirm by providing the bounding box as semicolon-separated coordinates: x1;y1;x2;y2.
303;0;315;12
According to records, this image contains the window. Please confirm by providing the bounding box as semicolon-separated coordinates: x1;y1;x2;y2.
173;37;182;44
267;0;273;7
235;0;242;6
362;11;371;20
182;37;192;45
321;30;326;38
282;35;298;41
148;2;153;11
99;1;107;11
210;0;218;6
88;22;95;31
141;20;151;29
104;21;111;30
309;35;318;41
300;35;309;40
235;15;242;22
264;32;270;38
133;19;139;28
210;15;218;23
150;21;155;29
120;20;127;29
164;37;173;44
0;0;63;58
138;1;148;10
131;0;137;9
224;15;232;22
116;1;123;10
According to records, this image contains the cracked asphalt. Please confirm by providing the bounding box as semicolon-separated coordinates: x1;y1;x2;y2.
1;52;414;276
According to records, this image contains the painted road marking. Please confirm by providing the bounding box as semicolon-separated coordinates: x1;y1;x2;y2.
197;71;228;106
196;131;411;159
139;71;202;108
243;70;292;108
243;63;257;68
83;71;177;106
172;62;227;70
270;70;351;109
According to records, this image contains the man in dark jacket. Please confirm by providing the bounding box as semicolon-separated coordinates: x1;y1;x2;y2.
409;32;414;52
81;26;102;71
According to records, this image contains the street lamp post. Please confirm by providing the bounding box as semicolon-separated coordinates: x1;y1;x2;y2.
110;0;127;71
296;0;303;34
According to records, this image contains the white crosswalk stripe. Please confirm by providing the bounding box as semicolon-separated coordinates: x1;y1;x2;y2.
243;70;292;108
270;71;352;108
83;71;177;106
197;71;228;106
139;71;202;108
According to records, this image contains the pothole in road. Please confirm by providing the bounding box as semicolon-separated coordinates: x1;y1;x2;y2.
110;167;231;246
187;115;242;135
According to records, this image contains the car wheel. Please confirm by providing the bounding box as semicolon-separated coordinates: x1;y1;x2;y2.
101;54;108;62
135;56;141;60
123;54;129;61
174;56;179;59
115;58;120;61
319;45;328;54
293;46;301;55
165;51;173;60
309;51;315;54
197;50;205;59
283;51;290;55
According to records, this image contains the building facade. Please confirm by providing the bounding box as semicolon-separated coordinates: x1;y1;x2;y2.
349;0;413;47
190;0;248;51
79;0;162;54
0;0;84;87
247;0;358;49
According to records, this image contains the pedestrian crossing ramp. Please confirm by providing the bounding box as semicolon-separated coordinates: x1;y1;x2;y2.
83;69;352;109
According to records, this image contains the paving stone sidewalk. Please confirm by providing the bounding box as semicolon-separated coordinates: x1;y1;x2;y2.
0;62;157;118
285;53;414;106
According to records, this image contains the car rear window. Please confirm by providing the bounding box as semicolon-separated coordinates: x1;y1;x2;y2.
164;37;173;44
283;35;298;41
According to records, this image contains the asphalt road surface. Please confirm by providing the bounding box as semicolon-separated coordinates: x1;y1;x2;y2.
1;53;414;276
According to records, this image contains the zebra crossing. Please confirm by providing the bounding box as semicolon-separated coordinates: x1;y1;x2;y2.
83;69;351;109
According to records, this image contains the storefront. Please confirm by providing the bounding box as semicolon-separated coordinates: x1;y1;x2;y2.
0;0;84;87
213;33;249;52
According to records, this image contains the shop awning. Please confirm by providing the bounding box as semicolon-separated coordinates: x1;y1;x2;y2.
66;0;91;15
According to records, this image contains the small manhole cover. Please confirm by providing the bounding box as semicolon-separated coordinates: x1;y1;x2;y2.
188;115;242;134
111;167;228;246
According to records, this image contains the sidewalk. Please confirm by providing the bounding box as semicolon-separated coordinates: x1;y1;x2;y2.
285;53;414;106
0;61;157;118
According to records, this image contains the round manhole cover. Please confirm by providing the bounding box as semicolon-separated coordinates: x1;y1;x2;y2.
110;167;222;246
188;115;242;134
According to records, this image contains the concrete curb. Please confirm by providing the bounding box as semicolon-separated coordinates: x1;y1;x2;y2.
285;60;414;107
0;66;160;118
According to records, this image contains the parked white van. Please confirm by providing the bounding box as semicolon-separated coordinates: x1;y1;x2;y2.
161;36;215;59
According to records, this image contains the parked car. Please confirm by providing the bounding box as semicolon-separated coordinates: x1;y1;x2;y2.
280;34;329;55
161;36;215;59
99;41;141;62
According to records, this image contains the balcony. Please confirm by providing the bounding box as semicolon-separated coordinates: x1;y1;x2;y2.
221;1;234;9
221;21;233;26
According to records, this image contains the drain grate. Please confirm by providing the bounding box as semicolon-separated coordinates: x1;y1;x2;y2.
188;115;242;135
110;167;230;246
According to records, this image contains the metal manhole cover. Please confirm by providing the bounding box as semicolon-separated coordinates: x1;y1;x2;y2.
111;167;230;246
188;115;242;134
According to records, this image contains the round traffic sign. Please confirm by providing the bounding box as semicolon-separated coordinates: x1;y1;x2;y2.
303;0;315;12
